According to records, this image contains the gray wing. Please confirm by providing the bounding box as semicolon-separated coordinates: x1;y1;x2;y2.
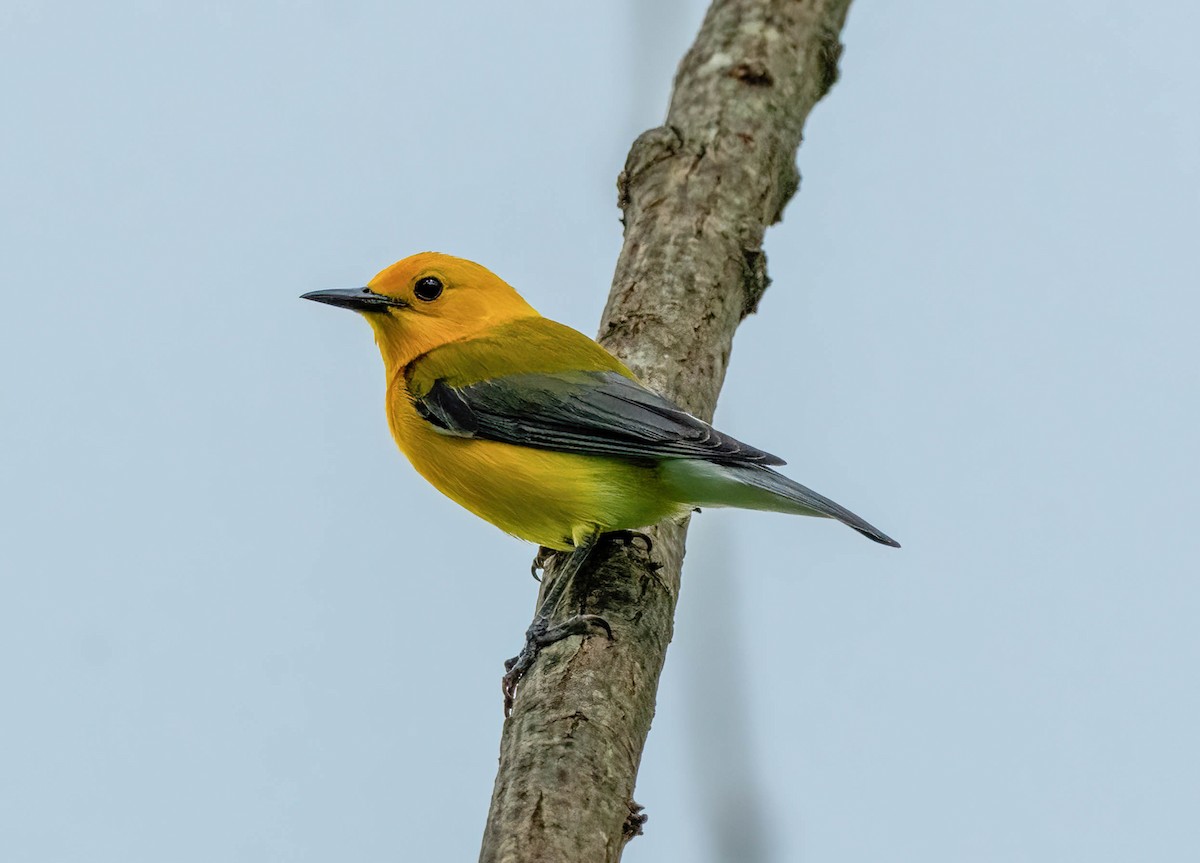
414;370;785;466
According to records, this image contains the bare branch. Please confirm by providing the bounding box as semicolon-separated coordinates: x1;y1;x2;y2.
480;2;854;860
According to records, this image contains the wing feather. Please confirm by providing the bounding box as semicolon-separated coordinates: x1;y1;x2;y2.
413;369;785;466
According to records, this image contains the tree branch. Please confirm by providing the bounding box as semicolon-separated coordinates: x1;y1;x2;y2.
479;1;854;860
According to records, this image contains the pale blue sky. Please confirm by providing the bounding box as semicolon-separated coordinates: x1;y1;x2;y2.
2;2;1197;861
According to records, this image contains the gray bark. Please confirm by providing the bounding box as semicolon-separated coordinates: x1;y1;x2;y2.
479;1;854;860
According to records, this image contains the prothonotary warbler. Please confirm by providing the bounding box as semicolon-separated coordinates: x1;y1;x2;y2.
303;252;898;710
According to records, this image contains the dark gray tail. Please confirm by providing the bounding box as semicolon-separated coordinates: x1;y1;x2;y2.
663;458;901;548
736;465;900;547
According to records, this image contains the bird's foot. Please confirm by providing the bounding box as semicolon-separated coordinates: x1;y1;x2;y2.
529;546;557;582
603;529;660;571
502;613;613;716
602;529;653;554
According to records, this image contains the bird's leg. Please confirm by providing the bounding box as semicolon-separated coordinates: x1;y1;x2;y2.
529;545;557;582
503;529;613;715
564;528;659;612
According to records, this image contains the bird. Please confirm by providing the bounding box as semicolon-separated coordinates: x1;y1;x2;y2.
302;252;898;710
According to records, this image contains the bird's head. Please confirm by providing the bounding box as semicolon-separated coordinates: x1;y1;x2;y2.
302;252;539;370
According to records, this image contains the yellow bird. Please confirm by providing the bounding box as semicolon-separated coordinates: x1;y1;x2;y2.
303;252;898;705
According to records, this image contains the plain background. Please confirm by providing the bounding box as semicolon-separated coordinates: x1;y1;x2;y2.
2;1;1197;861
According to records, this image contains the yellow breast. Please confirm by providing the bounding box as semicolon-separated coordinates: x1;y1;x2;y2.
385;382;682;549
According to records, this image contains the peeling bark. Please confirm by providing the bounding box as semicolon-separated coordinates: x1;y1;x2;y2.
480;2;854;860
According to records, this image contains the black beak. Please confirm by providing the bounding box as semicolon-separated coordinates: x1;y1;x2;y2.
300;287;405;312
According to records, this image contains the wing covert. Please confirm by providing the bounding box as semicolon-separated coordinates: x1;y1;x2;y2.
413;369;785;466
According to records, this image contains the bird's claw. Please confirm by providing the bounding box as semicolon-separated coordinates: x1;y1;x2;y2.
529;546;557;582
502;613;613;716
603;529;653;554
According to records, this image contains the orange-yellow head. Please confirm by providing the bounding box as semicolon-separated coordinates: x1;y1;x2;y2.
301;252;539;370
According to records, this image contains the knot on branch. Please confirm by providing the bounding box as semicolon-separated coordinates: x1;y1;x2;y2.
730;61;774;87
617;125;684;210
622;800;648;842
770;161;801;225
815;24;844;99
740;248;771;318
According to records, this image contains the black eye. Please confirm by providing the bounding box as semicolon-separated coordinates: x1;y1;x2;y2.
413;276;443;302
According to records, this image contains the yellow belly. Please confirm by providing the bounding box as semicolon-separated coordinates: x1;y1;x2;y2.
386;387;684;549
